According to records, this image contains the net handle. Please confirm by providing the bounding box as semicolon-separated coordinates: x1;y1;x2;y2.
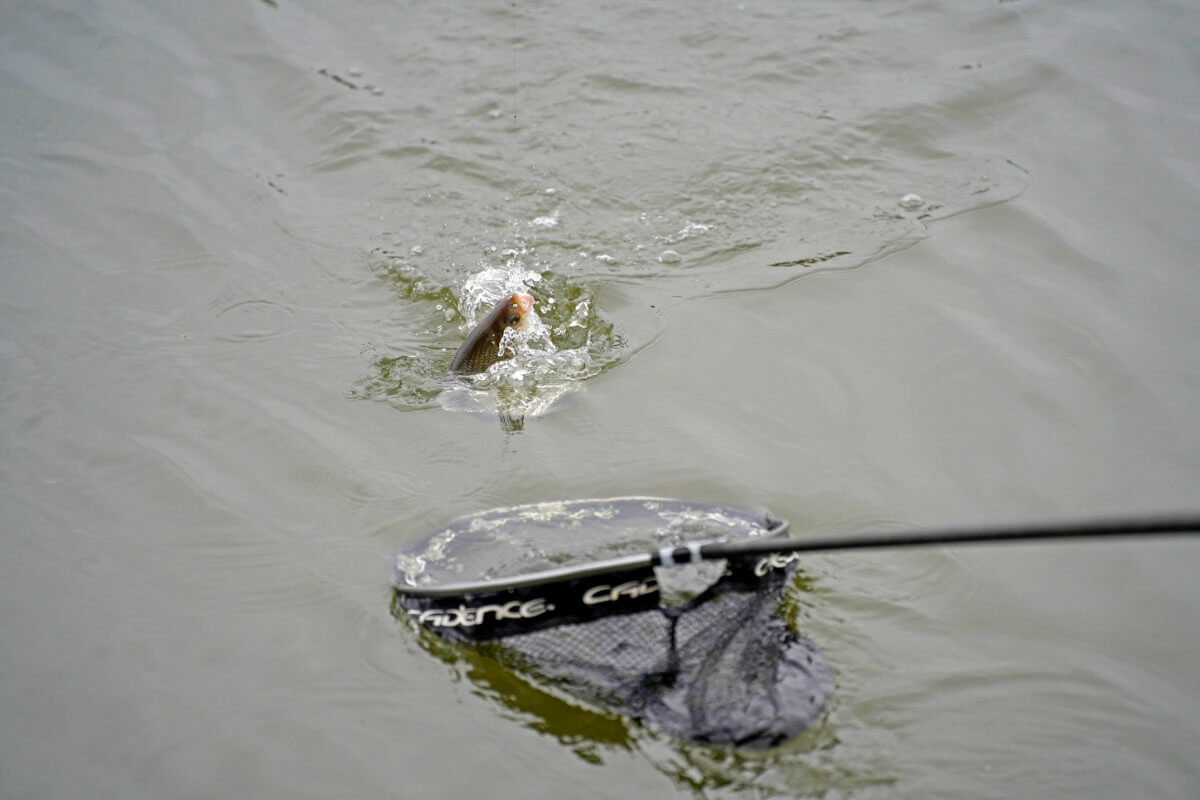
690;514;1200;562
395;513;1200;599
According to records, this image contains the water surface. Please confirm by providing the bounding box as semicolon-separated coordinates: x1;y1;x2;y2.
3;0;1200;798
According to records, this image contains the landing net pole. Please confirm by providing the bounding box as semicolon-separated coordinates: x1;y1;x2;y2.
680;515;1200;565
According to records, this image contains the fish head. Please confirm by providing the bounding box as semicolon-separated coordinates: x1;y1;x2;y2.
503;292;535;328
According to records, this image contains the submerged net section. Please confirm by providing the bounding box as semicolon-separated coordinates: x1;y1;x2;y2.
489;565;832;748
393;497;834;748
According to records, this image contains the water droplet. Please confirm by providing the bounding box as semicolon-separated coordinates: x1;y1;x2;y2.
348;67;363;77
659;249;682;263
900;193;923;210
410;245;423;255
596;254;614;263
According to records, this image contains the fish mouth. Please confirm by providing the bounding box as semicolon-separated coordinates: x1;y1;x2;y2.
515;293;534;315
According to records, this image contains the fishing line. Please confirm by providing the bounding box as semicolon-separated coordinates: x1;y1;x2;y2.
511;1;519;135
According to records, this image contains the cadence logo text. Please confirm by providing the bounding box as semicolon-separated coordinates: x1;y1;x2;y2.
754;552;802;577
581;577;658;605
409;598;550;628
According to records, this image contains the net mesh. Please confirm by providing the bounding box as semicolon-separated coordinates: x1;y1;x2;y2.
478;565;832;748
395;498;833;747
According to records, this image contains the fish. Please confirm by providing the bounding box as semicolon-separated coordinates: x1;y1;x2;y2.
448;292;535;375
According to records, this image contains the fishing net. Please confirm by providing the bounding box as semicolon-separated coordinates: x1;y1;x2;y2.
392;498;834;748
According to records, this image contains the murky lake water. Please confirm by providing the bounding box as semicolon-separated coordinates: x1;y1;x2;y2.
3;0;1200;797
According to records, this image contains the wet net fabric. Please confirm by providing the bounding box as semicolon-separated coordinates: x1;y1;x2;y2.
481;568;833;748
394;498;834;747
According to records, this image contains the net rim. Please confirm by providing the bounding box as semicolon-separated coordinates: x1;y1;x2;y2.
392;514;790;599
392;504;1200;603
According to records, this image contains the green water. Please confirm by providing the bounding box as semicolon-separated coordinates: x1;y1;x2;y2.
2;0;1199;797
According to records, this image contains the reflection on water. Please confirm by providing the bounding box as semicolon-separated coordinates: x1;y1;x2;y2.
412;624;638;760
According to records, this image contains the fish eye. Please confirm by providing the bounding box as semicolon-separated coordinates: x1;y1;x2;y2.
506;313;519;325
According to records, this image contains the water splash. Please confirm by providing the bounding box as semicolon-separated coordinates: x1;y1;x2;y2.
350;253;624;422
395;497;776;587
457;264;545;323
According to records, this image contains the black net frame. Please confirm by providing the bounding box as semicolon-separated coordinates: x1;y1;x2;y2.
392;513;793;643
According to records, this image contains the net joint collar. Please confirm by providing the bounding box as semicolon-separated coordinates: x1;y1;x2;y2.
655;542;705;567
